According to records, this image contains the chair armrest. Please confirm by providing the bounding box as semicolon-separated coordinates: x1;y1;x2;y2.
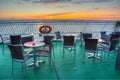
24;49;34;54
38;48;50;52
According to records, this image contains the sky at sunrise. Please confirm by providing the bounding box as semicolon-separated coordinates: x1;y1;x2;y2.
0;0;120;20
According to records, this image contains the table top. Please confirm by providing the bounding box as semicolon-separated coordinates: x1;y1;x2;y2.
98;39;106;43
24;41;45;47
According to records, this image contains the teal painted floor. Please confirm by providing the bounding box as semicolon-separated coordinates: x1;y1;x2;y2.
0;41;120;80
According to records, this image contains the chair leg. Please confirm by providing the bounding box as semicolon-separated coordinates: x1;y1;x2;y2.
12;61;14;75
74;48;76;57
48;56;52;66
24;62;27;74
99;50;103;61
52;48;55;59
107;52;110;64
2;44;4;53
21;62;27;76
83;50;85;63
63;48;65;58
103;51;106;61
93;53;96;62
21;63;24;70
73;49;76;65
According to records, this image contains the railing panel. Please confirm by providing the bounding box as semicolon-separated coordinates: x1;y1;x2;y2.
0;20;116;39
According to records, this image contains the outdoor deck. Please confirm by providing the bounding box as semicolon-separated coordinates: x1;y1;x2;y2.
0;41;120;80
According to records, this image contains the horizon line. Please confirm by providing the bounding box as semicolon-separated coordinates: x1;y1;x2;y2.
0;18;119;21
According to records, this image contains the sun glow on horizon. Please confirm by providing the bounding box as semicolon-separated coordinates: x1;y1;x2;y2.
0;0;120;20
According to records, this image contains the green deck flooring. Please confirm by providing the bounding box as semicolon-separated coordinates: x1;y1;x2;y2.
0;41;120;80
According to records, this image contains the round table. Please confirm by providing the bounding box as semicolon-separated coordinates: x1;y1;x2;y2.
24;41;45;48
24;41;45;69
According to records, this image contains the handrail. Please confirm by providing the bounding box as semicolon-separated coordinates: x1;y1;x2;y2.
0;20;116;39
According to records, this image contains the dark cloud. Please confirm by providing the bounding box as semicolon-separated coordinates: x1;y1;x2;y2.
32;0;71;4
32;0;42;3
23;0;31;1
18;0;114;4
55;5;66;8
94;8;100;10
15;0;24;5
21;0;70;3
71;0;113;3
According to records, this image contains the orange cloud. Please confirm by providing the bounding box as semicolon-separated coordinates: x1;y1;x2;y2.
0;9;120;20
30;10;120;20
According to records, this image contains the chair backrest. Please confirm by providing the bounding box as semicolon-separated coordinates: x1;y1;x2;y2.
8;44;24;60
114;32;120;35
100;31;106;36
82;33;92;40
84;39;98;51
55;31;61;39
63;36;75;46
101;31;106;39
10;35;21;45
105;35;111;42
43;36;54;46
80;32;83;40
110;34;120;41
101;34;110;42
21;35;33;44
109;39;119;51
